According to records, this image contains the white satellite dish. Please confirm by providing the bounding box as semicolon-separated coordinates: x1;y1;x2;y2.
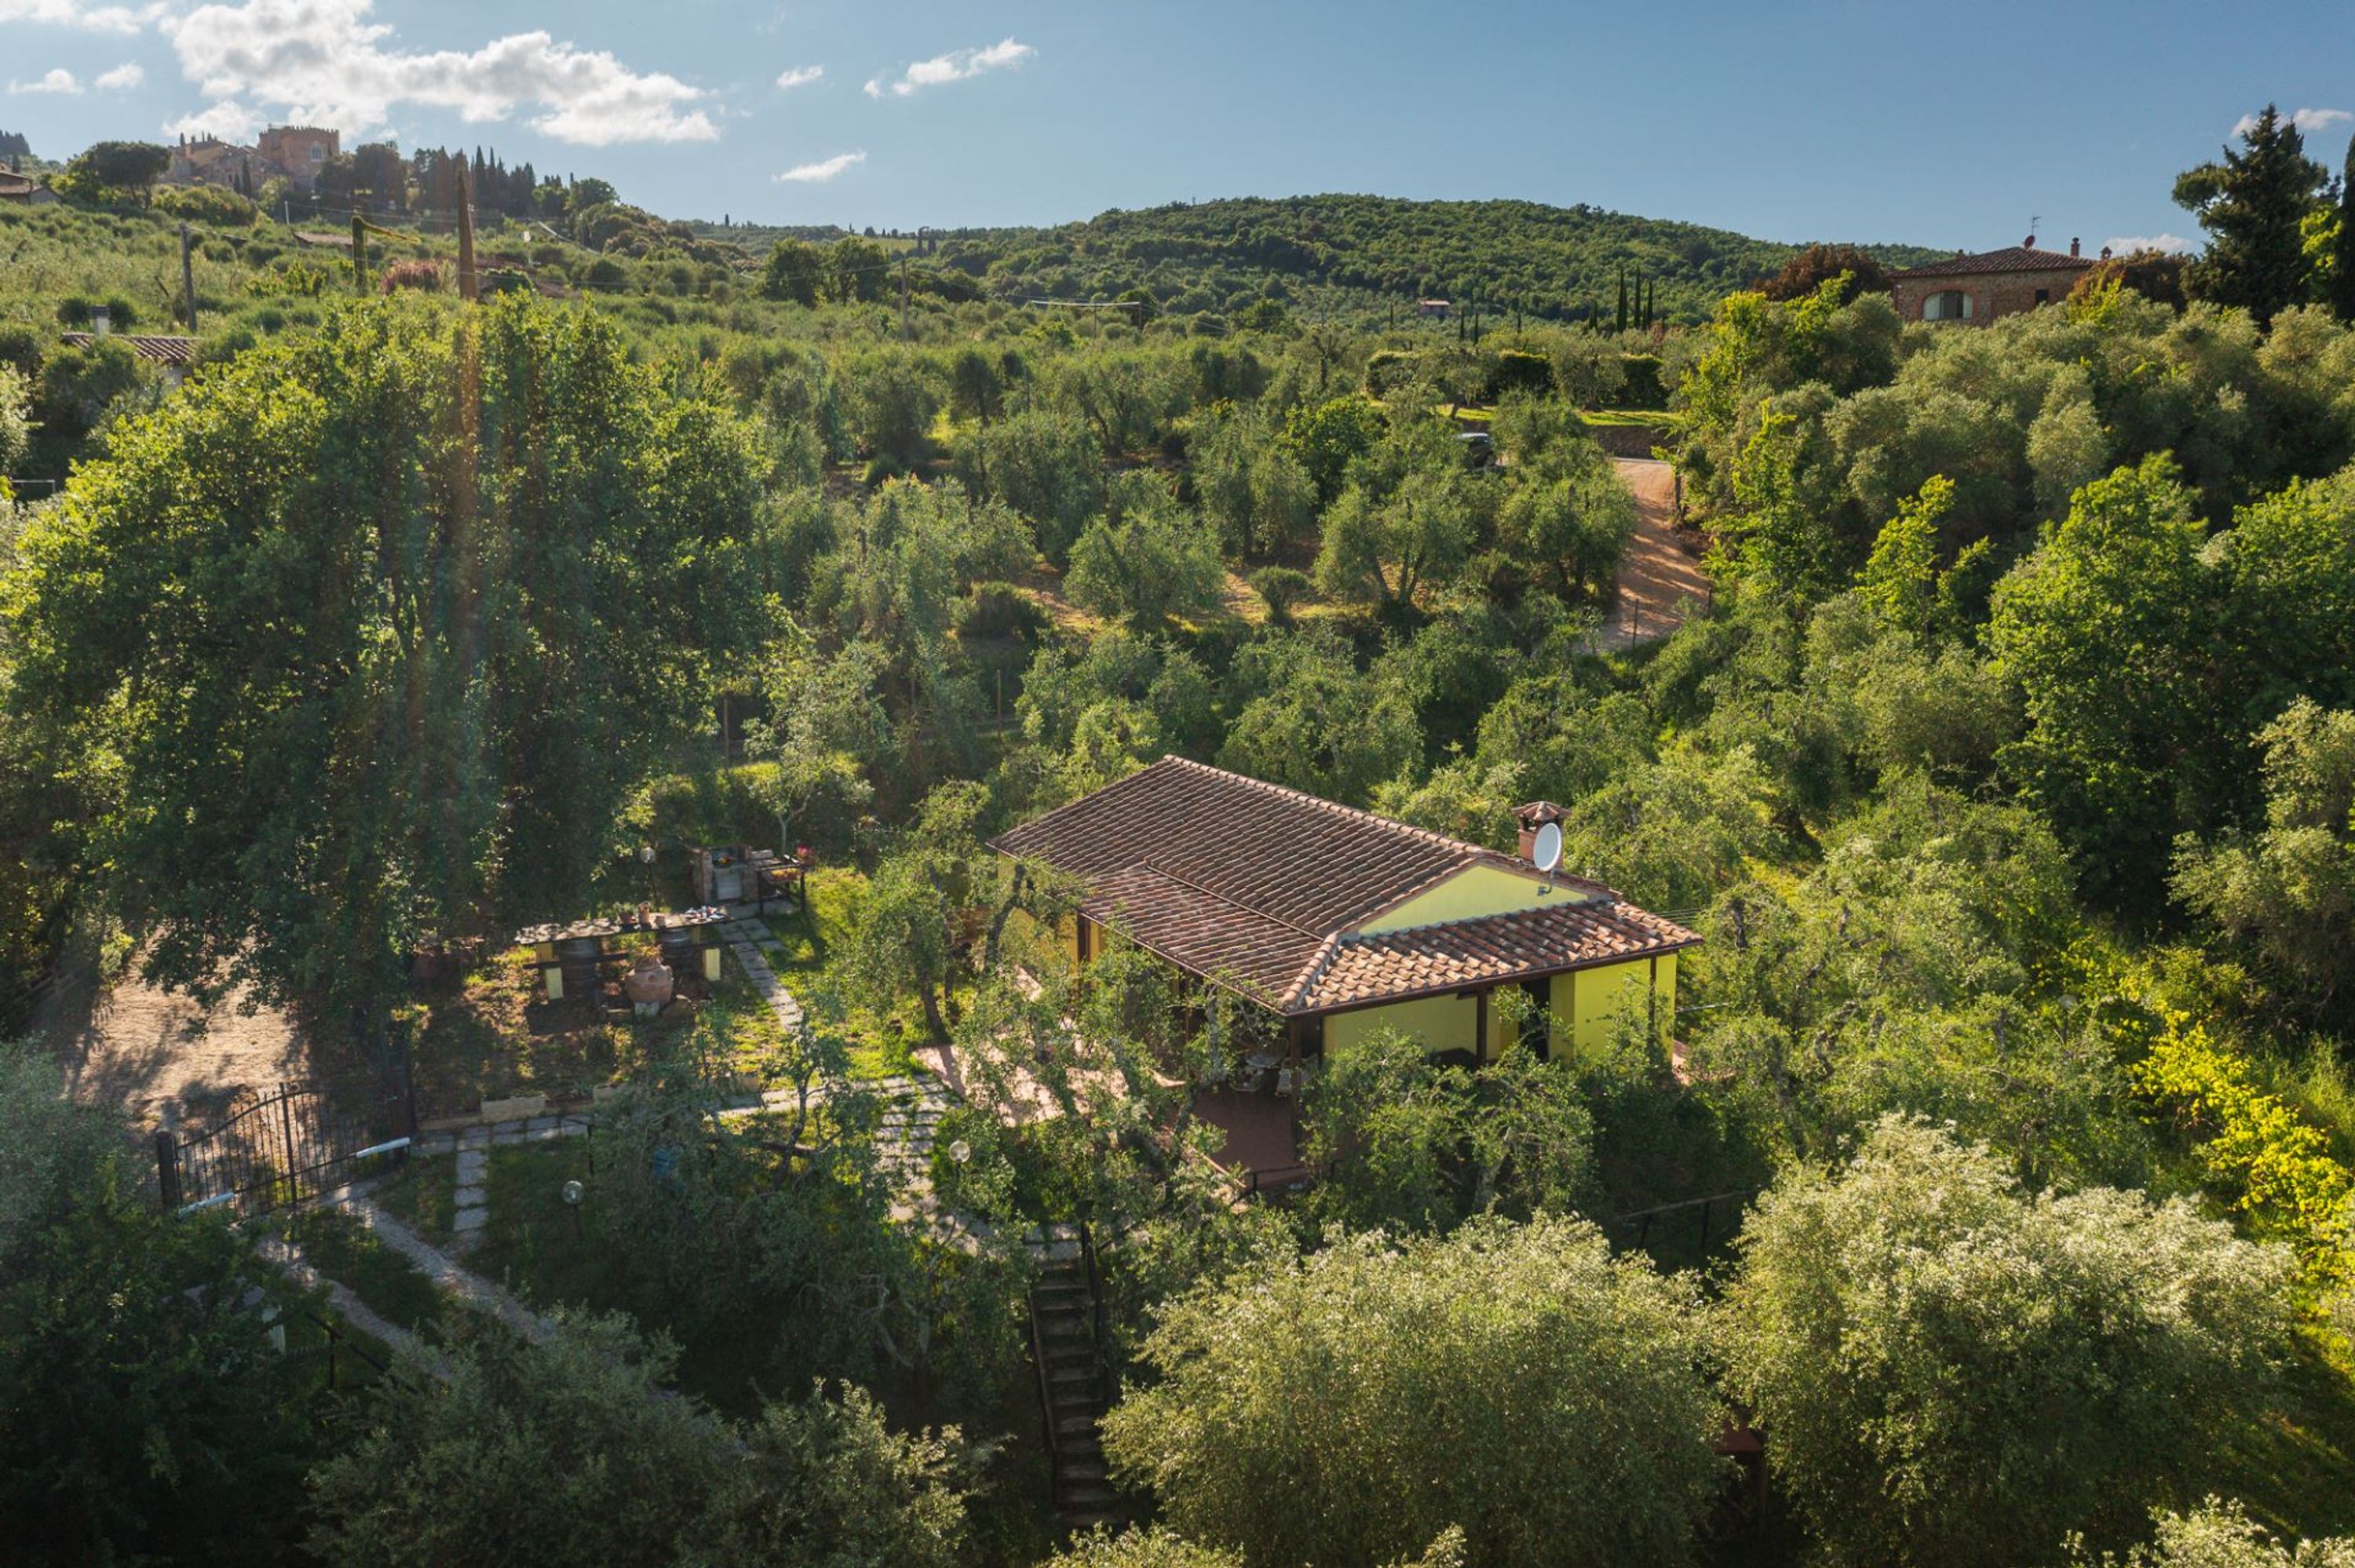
1532;820;1564;875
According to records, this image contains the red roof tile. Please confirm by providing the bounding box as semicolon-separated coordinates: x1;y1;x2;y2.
59;331;198;366
1298;898;1699;1011
991;757;1696;1013
1892;246;2097;280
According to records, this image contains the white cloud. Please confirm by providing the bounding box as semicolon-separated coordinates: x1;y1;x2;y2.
95;60;145;89
162;0;718;145
0;0;162;35
164;97;264;140
7;67;82;94
864;37;1031;99
774;64;822;90
2105;233;2194;256
774;149;862;183
2233;106;2352;138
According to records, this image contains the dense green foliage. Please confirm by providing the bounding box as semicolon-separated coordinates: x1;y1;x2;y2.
308;1314;978;1567
889;196;1942;326
8;127;2355;1567
4;295;776;1024
1101;1216;1727;1568
0;1044;320;1564
1722;1118;2295;1567
2074;1502;2355;1568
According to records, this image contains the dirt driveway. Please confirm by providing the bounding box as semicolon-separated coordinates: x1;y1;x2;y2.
30;947;304;1130
1602;458;1711;649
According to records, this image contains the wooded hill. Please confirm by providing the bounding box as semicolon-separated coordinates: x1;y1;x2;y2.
707;194;1949;325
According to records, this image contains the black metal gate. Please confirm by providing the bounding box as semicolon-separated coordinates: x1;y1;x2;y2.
156;1080;414;1217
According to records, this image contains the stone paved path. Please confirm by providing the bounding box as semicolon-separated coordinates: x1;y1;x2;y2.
414;1112;592;1158
717;907;804;1034
870;1072;957;1222
342;1189;556;1344
255;1230;449;1377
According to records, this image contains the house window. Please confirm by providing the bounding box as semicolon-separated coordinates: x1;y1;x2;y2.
2034;288;2051;306
1922;290;1973;322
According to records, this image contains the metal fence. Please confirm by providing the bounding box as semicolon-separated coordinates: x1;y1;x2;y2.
157;1079;415;1218
1599;1187;1761;1270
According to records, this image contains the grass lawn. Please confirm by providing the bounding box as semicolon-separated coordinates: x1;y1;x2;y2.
1580;407;1678;428
761;866;929;1079
466;1137;609;1318
374;1150;458;1245
278;1202;448;1340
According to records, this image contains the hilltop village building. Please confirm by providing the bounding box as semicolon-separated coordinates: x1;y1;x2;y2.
257;126;339;190
995;757;1696;1066
1889;235;2101;324
166;126;341;194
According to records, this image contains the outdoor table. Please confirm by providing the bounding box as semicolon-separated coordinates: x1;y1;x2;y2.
516;908;729;999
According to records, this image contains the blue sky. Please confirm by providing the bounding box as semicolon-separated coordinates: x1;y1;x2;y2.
5;0;2352;250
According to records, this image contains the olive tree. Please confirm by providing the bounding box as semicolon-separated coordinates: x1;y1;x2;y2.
2072;1501;2355;1568
309;1313;977;1568
1721;1117;2297;1567
1101;1216;1728;1568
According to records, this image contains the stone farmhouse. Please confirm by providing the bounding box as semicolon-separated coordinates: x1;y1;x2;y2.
1889;234;2102;324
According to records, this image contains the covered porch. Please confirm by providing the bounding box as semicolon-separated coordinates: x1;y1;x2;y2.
1190;1086;1311;1195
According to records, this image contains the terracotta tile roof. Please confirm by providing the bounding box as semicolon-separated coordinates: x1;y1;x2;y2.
1893;246;2097;280
59;331;198;366
991;757;1696;1013
1297;898;1699;1011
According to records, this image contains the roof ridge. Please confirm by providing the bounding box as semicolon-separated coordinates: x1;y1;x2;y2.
1280;931;1349;1011
1156;755;1492;862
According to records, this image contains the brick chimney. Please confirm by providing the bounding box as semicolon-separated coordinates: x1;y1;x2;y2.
2069;236;2081;257
2101;245;2113;261
90;304;112;337
1510;800;1566;863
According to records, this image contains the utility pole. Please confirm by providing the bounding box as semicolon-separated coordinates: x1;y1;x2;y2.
178;222;198;334
899;254;911;341
456;158;478;302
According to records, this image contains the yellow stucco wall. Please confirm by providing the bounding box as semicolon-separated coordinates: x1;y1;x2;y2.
1327;990;1481;1056
1320;955;1678;1061
1354;865;1594;935
1547;954;1677;1055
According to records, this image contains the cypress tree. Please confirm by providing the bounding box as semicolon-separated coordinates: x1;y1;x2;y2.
1616;268;1628;333
2334;133;2355;323
2174;104;2329;326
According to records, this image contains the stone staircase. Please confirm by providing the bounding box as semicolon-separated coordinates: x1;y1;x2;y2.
1029;1225;1120;1533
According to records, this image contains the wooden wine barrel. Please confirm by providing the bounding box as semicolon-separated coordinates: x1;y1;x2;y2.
556;935;604;998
